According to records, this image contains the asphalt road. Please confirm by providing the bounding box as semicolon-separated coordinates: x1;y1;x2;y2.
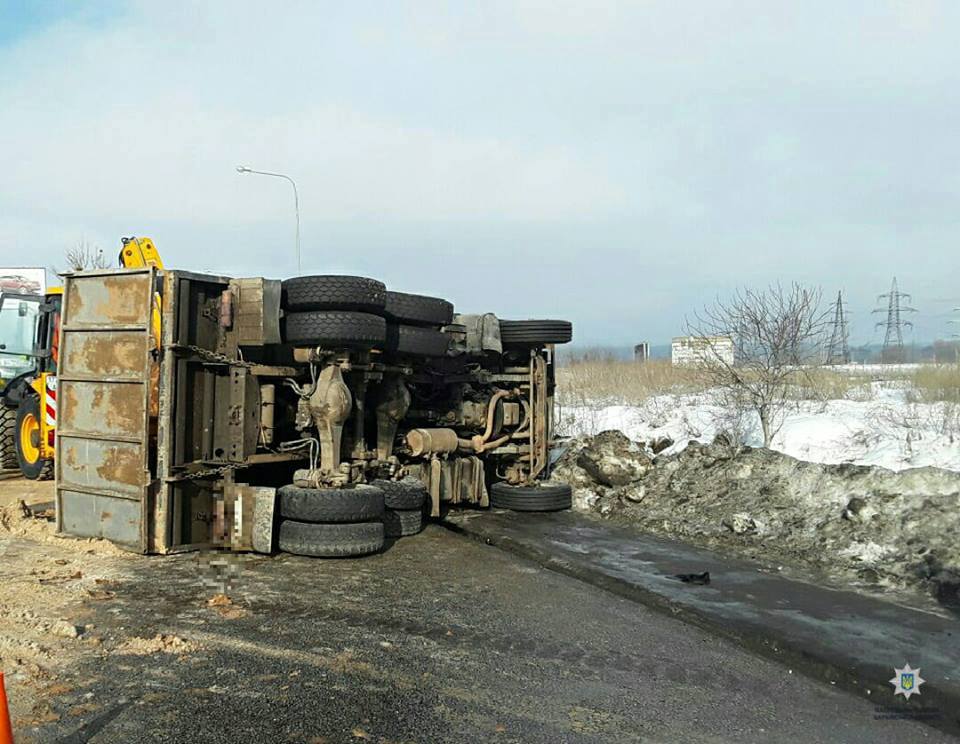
447;508;960;734
19;525;950;743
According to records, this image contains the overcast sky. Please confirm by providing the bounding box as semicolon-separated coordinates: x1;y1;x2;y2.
1;0;958;346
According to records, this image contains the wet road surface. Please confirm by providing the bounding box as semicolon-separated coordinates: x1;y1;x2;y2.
15;525;951;743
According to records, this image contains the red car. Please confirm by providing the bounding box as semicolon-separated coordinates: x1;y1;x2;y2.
0;274;42;294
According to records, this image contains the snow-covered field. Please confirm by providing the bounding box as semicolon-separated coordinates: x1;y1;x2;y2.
557;382;960;472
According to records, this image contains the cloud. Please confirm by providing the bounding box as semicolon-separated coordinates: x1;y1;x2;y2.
0;2;628;226
1;0;959;344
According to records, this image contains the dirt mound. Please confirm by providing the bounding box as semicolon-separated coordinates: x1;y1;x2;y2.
555;431;960;609
574;430;652;487
115;634;201;656
0;479;140;688
0;497;130;558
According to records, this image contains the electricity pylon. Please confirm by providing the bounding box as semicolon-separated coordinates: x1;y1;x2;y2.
873;277;916;363
825;290;850;365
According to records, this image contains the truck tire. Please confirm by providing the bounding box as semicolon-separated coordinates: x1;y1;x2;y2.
499;319;573;346
386;324;450;357
281;276;386;313
371;478;427;510
278;520;384;558
0;406;18;470
490;482;572;512
383;508;423;538
16;395;53;481
384;291;454;326
278;484;385;523
283;311;386;348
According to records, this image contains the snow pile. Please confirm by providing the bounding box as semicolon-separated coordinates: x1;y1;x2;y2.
554;432;960;610
557;385;960;473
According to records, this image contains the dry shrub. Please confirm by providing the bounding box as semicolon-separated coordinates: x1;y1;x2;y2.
557;356;960;416
906;364;960;403
65;239;108;271
557;359;703;406
557;358;868;407
789;367;872;402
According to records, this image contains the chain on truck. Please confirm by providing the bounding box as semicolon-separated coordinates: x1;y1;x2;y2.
1;237;573;558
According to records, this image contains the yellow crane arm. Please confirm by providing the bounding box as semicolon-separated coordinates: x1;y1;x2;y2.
119;237;165;269
119;236;165;347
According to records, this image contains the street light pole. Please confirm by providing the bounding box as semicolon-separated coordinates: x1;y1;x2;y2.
236;165;301;275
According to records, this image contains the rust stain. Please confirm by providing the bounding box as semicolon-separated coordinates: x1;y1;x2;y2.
114;337;143;370
93;276;148;325
64;384;143;437
64;444;80;469
65;335;143;377
104;388;143;435
62;384;78;425
150;362;160;418
67;284;84;318
95;446;140;487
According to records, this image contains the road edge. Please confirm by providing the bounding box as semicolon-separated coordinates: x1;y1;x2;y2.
441;516;960;738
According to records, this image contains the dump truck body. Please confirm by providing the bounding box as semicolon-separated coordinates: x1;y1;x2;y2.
1;239;165;480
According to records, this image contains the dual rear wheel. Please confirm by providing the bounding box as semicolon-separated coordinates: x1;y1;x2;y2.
279;276;453;357
276;479;428;557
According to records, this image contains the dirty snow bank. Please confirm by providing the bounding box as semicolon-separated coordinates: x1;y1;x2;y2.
554;431;960;610
558;387;960;472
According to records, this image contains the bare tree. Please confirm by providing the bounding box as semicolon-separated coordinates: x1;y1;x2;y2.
65;239;108;271
686;283;828;448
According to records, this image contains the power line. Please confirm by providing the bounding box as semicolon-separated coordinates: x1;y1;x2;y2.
825;290;850;365
872;277;917;363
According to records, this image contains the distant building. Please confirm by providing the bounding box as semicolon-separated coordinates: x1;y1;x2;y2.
671;335;734;367
633;342;650;363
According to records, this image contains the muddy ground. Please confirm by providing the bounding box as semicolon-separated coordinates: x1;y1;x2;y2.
553;431;960;613
0;477;138;732
0;477;947;742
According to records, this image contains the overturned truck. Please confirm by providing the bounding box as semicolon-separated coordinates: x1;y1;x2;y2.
55;268;572;557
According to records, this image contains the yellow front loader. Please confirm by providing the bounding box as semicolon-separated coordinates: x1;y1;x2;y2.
0;237;163;479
